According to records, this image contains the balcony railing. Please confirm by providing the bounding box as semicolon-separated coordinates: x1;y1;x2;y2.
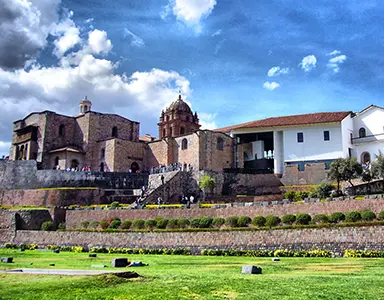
351;133;384;144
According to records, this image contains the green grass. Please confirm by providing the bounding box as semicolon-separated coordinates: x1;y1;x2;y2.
1;249;384;300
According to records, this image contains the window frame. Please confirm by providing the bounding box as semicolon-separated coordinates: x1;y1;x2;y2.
297;132;304;143
323;130;330;141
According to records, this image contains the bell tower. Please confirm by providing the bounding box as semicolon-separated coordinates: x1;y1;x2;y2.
158;93;200;138
79;96;92;114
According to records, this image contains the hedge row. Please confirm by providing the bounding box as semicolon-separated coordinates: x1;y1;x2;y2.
201;249;332;258
75;210;384;231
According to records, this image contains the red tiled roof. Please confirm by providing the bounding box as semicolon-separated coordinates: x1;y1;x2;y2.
214;111;351;133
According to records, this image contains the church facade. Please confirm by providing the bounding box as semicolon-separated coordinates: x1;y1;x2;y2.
9;95;234;173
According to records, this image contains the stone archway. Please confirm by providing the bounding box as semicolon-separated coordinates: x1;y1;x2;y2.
131;162;139;173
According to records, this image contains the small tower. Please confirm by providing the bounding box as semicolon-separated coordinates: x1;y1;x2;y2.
79;96;92;114
158;92;200;138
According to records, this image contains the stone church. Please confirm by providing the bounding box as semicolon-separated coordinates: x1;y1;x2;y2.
10;94;235;173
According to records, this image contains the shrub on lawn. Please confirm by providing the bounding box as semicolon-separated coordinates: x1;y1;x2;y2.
282;214;296;225
329;212;345;223
252;215;266;227
312;214;329;224
265;215;281;227
109;219;121;229
177;218;190;228
57;223;66;230
100;220;109;230
120;219;132;230
110;201;120;208
41;221;55;231
297;191;309;200
212;217;225;228
132;219;145;229
315;182;334;198
284;190;296;201
225;216;239;227
156;218;168;229
167;218;179;229
4;243;17;249
345;211;362;223
198;217;213;228
237;216;251;227
295;213;311;225
378;210;384;220
361;210;376;221
145;219;157;230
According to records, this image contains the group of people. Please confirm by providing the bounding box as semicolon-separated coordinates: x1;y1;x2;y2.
150;162;193;174
55;165;92;172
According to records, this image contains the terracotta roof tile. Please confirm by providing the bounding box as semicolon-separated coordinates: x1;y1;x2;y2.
214;111;351;133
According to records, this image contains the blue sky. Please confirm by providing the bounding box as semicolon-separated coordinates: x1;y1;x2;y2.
1;0;384;156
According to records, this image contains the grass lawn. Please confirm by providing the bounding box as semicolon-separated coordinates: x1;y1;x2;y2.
1;249;384;300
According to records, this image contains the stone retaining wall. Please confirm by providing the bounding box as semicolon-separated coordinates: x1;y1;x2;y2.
66;198;384;229
0;209;16;244
12;226;384;255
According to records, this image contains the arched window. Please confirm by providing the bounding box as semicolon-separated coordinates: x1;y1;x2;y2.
54;156;59;166
170;127;173;136
100;148;105;159
217;137;224;150
180;127;185;135
163;128;166;137
361;152;370;164
59;124;65;137
181;138;188;150
166;115;170;121
359;127;366;138
131;162;139;173
84;105;88;112
70;159;79;169
186;116;189;122
112;126;118;138
100;162;105;172
19;145;24;160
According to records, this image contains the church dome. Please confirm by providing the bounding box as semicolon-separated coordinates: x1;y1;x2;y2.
167;94;192;113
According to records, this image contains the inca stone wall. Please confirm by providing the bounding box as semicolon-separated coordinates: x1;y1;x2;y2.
65;198;384;229
282;163;328;185
0;209;16;245
12;226;384;255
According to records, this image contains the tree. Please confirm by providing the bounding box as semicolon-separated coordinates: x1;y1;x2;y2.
340;157;363;194
328;158;344;193
199;174;216;201
373;150;384;179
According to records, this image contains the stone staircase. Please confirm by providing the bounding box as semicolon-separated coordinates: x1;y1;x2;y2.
103;189;138;204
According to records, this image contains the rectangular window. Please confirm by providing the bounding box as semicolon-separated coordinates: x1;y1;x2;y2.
297;132;304;143
324;130;330;141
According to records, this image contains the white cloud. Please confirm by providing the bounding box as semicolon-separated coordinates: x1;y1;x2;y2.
162;0;217;32
214;39;226;55
199;112;217;129
263;81;280;91
211;29;222;37
124;29;145;48
327;54;347;73
300;55;317;72
52;12;81;58
267;66;289;77
88;29;112;54
327;50;341;56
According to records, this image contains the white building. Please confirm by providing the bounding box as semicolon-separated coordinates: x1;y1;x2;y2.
216;105;384;179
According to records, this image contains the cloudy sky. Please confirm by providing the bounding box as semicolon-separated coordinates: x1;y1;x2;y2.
1;0;384;157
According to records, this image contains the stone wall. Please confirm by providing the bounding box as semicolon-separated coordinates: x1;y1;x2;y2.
0;209;16;245
12;226;384;254
65;197;384;229
281;163;328;185
0;188;105;207
112;139;147;172
147;140;168;167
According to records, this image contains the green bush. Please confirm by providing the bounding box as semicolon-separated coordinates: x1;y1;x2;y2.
309;191;318;198
41;221;55;231
190;218;200;228
167;218;179;229
156;218;169;229
100;220;109;230
57;223;66;230
282;214;296;225
237;216;251;227
284;190;296;201
177;218;190;228
212;217;225;228
132;219;145;229
225;216;239;227
344;249;384;258
120;219;132;230
4;243;17;249
345;211;362;223
315;182;334;198
145;219;157;230
329;212;345;223
295;213;311;225
198;217;213;228
361;210;376;221
252;215;266;227
110;201;120;208
108;219;121;229
312;214;329;224
265;215;281;227
297;191;309;200
378;210;384;220
80;220;90;229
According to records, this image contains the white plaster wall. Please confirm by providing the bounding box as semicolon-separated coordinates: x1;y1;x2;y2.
355;143;384;163
341;114;354;158
252;140;264;159
353;107;384;138
283;124;343;162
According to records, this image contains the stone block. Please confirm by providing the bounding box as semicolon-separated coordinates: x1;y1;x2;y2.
242;265;262;274
1;257;13;263
111;258;129;268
